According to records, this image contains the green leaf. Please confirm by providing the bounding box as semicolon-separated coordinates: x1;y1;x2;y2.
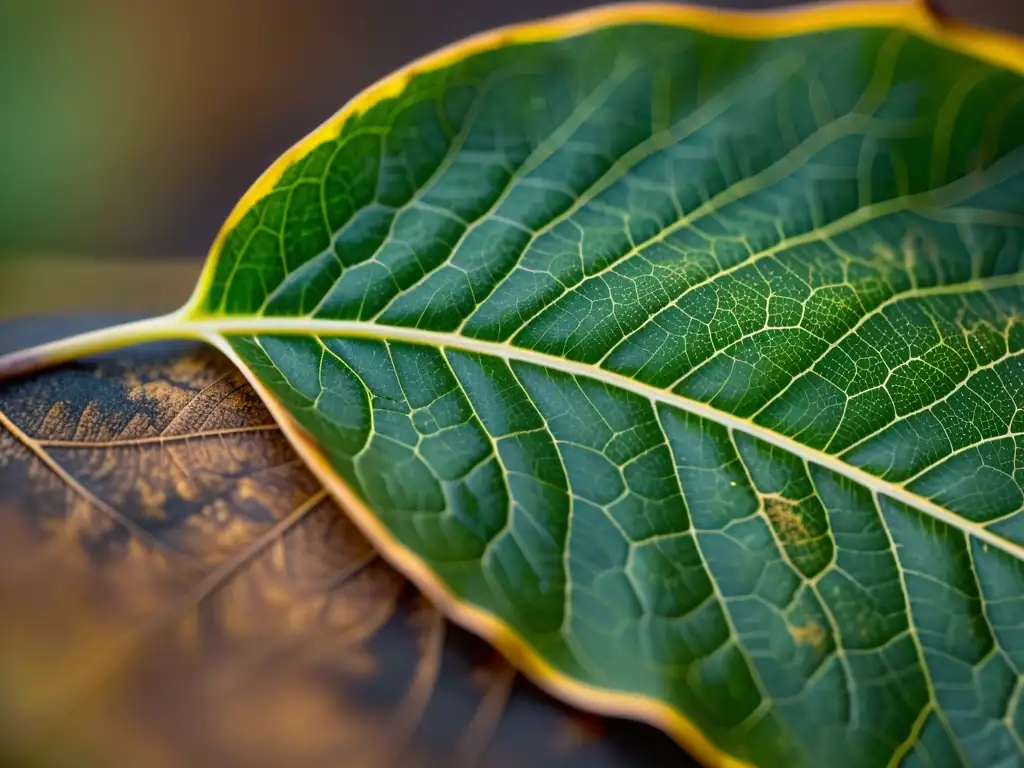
2;4;1023;767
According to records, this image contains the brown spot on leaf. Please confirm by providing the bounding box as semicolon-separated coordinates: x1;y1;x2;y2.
762;494;810;547
789;620;827;651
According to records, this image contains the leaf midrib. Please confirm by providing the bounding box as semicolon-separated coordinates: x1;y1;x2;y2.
182;271;1024;563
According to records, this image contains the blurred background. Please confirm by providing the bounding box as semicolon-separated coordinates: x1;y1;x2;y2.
0;0;1018;317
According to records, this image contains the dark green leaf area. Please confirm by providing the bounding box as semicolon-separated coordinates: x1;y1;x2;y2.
229;333;1024;768
204;24;1023;347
